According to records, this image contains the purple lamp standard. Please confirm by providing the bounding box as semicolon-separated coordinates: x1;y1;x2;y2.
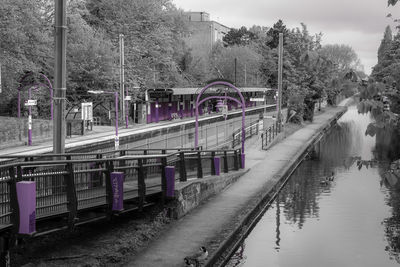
88;90;119;150
18;73;54;120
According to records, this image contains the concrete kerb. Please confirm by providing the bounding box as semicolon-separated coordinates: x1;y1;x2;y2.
204;106;348;267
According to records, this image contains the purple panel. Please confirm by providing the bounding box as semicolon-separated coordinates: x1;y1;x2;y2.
241;153;245;169
150;102;156;123
214;157;220;176
179;102;183;118
168;103;172;120
155;100;159;123
17;181;36;234
165;166;175;197
111;172;124;211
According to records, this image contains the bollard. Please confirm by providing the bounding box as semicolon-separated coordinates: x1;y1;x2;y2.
241;153;245;169
165;166;175;197
16;181;36;235
214;157;221;176
111;172;124;211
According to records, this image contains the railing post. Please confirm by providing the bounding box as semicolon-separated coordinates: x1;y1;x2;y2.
211;151;216;175
8;167;19;235
165;166;175;198
269;127;272;142
224;151;228;173
119;150;126;176
96;154;103;186
65;156;78;229
272;124;275;139
105;160;115;218
161;150;167;205
143;150;148;178
233;150;239;171
179;152;187;182
197;151;203;178
138;159;146;211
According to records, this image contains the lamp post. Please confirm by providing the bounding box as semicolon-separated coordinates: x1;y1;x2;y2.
88;90;119;150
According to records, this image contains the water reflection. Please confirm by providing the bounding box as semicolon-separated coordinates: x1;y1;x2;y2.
226;107;400;267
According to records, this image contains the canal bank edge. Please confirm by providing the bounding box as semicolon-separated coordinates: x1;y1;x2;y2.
205;106;348;267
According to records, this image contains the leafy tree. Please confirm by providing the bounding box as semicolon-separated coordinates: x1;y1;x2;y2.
210;44;263;86
377;26;393;64
0;0;52;115
265;19;289;49
84;0;191;92
223;26;257;47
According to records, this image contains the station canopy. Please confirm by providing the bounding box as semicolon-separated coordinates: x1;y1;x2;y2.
147;87;276;97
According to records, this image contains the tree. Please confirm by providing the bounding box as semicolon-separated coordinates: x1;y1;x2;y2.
84;0;191;91
377;26;393;64
211;45;263;86
223;26;257;46
265;20;289;49
0;0;53;116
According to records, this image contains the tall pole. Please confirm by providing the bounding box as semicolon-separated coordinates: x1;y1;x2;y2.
115;92;119;150
244;63;247;87
234;57;237;86
53;0;67;154
28;87;32;146
119;34;126;128
277;33;283;125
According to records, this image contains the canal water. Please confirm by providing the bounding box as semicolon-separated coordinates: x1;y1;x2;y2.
226;106;400;267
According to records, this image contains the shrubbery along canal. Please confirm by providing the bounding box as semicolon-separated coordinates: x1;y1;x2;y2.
226;105;400;267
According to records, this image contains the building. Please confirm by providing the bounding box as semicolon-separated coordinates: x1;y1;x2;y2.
183;12;230;59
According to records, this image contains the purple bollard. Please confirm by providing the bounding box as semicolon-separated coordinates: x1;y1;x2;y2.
16;181;36;234
165;166;175;197
214;157;221;176
111;172;124;211
241;153;245;169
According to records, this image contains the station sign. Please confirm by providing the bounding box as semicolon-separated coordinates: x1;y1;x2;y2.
24;99;37;106
222;105;228;119
114;135;119;150
250;97;265;102
81;102;93;121
124;96;132;101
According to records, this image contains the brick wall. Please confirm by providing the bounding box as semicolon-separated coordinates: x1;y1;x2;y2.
0;116;53;148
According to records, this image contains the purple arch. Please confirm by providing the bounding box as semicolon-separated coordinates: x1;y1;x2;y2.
18;73;53;120
195;81;246;153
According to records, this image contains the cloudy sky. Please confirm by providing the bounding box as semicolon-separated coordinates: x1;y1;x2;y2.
172;0;400;75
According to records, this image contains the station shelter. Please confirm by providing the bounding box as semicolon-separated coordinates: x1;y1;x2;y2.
137;87;276;124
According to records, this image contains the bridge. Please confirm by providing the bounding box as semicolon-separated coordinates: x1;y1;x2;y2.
0;101;286;265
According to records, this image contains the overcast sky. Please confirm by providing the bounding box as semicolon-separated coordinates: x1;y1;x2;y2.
172;0;400;75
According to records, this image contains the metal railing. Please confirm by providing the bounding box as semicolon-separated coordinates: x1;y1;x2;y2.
261;120;282;150
0;148;243;237
232;120;260;148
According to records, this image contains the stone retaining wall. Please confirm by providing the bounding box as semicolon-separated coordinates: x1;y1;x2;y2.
0;116;53;148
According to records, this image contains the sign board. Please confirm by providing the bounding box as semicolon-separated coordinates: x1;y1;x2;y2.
124;96;132;101
250;97;265;102
28;115;32;130
81;102;93;121
222;105;228;118
24;99;37;106
114;135;119;150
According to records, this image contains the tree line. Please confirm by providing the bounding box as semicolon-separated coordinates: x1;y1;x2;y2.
0;0;364;122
